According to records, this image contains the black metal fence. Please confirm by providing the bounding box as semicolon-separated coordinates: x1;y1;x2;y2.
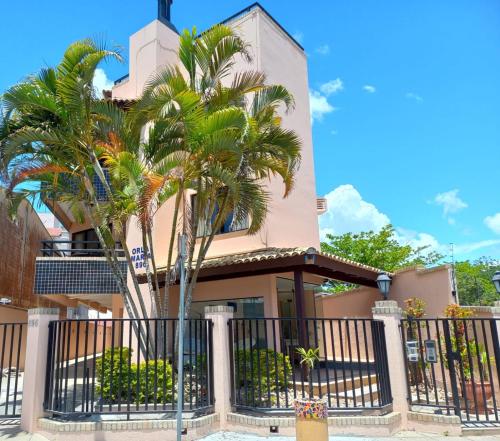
41;240;125;257
401;318;500;423
0;323;26;418
44;318;214;418
228;318;392;414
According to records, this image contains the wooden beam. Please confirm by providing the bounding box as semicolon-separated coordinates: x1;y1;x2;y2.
294;270;308;350
149;254;380;288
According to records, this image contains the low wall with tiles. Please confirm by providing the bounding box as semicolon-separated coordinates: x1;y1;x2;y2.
226;412;402;437
38;414;219;441
407;411;462;436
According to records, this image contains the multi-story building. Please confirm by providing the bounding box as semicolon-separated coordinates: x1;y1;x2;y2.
34;2;455;321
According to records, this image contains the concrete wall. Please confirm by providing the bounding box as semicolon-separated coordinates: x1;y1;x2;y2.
389;265;456;316
114;6;322;320
318;265;456;319
0;192;58;310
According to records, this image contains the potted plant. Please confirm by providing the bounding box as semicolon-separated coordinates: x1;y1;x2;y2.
293;347;328;441
442;304;495;411
462;342;495;411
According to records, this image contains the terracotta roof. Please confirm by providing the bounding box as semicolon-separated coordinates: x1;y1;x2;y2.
196;247;388;274
139;247;389;287
102;90;136;110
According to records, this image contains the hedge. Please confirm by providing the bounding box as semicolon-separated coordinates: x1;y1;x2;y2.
96;347;173;404
235;348;292;397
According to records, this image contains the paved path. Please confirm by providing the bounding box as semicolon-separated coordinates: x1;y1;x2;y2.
199;431;500;441
0;425;498;441
0;423;48;441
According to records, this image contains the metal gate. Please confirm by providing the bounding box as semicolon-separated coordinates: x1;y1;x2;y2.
44;318;214;418
0;323;27;418
228;318;392;414
401;318;500;424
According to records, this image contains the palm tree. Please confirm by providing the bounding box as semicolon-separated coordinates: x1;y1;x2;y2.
1;25;301;338
126;25;302;321
0;40;152;352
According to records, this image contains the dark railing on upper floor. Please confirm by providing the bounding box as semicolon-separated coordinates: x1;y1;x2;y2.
41;169;111;202
40;240;125;258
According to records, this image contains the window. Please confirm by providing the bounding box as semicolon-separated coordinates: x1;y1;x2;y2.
191;194;249;238
190;297;264;319
72;228;100;251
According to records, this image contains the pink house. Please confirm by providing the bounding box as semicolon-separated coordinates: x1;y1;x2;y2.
35;2;455;324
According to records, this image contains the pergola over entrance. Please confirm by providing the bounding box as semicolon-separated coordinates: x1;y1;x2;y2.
140;246;389;320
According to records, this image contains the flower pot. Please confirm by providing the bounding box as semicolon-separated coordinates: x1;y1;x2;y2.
293;398;328;441
463;381;493;412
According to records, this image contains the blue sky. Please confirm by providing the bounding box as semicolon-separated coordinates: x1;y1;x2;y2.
1;1;499;262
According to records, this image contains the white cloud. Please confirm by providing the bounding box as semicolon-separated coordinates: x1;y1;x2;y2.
319;184;390;239
363;85;376;93
309;90;335;123
454;239;500;255
485;213;500;235
319;184;499;261
315;44;330;55
93;68;113;97
433;189;468;217
396;228;441;252
406;92;423;102
320;78;343;96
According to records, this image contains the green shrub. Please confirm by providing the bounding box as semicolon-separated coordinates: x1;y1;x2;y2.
235;348;292;392
96;347;173;404
96;347;135;402
136;359;173;403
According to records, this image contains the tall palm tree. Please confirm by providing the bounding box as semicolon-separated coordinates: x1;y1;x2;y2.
127;25;302;320
0;40;152;352
1;25;302;336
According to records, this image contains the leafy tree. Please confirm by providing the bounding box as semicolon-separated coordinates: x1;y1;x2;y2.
321;225;443;292
455;258;500;306
321;224;442;271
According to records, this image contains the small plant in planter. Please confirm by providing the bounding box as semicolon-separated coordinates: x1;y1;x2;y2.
293;347;328;441
462;341;496;411
441;304;495;411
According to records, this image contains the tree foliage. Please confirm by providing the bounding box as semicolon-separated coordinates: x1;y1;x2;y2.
320;225;443;292
321;224;443;272
0;25;301;343
455;257;500;306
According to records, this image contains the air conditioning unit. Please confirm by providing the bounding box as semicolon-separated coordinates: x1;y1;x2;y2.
316;197;328;215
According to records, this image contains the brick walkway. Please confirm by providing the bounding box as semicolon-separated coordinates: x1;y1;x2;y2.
0;424;498;441
199;431;499;441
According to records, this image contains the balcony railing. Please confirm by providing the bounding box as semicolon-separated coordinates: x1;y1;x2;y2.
41;169;111;202
41;240;125;258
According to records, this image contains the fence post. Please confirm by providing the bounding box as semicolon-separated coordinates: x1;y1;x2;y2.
204;305;234;429
372;300;408;427
20;308;59;433
492;301;500;340
491;302;500;381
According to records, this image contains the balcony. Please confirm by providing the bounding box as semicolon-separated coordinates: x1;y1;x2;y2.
35;240;126;297
41;170;112;231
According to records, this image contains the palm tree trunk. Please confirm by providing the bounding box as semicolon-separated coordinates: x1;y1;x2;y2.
184;194;229;320
81;202;148;356
162;188;182;318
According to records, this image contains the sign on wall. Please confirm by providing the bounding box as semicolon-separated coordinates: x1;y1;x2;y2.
131;246;151;270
